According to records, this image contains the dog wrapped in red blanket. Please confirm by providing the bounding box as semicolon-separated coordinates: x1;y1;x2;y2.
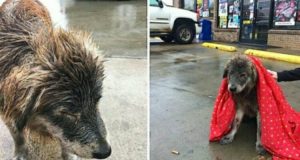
210;55;300;159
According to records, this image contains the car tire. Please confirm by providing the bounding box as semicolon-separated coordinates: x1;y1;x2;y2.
160;35;173;43
174;23;195;44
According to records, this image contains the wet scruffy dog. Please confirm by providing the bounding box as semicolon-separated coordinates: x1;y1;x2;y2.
221;54;266;155
0;0;111;159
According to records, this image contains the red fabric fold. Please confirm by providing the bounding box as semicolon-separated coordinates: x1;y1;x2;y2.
209;56;300;159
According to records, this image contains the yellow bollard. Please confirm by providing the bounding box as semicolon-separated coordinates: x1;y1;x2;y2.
245;49;300;64
201;43;237;52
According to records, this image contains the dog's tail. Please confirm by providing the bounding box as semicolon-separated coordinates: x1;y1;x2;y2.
0;0;52;80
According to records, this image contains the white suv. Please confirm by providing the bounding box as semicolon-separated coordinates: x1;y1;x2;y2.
150;0;199;44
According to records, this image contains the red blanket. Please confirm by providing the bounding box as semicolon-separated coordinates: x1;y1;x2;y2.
209;56;300;159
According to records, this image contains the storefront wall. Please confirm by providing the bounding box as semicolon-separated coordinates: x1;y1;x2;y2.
213;0;300;50
268;30;300;49
213;0;240;42
214;29;239;42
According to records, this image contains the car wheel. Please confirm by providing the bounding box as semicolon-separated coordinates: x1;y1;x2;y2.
160;35;173;43
174;23;195;44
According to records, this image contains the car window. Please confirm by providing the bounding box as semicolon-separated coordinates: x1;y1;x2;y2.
150;0;158;6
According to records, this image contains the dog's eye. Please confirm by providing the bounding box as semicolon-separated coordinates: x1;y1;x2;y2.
60;111;79;123
240;73;247;78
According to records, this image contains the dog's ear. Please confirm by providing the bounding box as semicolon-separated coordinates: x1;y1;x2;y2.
223;64;229;78
251;64;257;81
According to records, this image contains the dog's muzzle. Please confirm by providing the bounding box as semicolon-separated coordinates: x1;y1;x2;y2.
229;85;237;92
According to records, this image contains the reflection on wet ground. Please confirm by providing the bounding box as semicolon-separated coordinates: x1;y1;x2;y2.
150;40;300;160
66;1;147;58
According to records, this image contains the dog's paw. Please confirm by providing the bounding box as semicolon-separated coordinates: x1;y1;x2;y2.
256;143;267;155
220;135;234;145
13;155;26;160
67;153;81;160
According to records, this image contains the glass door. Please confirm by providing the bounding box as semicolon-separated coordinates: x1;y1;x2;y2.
240;0;272;44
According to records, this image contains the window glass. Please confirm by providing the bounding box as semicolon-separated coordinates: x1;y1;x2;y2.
203;0;210;17
150;0;159;6
209;0;215;17
218;0;228;28
228;0;240;28
217;0;240;28
184;0;196;11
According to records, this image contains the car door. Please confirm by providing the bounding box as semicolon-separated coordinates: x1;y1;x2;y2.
150;0;171;32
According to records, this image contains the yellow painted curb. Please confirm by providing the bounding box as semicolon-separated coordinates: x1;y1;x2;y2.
202;42;237;52
245;49;300;64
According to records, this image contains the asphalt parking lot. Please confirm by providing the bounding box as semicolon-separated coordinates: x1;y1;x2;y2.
150;40;300;160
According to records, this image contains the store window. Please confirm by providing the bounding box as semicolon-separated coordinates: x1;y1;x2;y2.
217;0;240;28
201;0;214;17
273;0;300;29
209;0;215;17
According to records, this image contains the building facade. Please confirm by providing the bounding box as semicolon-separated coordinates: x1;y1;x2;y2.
213;0;300;49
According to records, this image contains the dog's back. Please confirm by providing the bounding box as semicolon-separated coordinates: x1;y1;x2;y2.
0;0;51;81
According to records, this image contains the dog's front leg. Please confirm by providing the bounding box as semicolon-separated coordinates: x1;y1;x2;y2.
6;124;28;160
12;132;27;160
256;114;266;155
220;108;244;145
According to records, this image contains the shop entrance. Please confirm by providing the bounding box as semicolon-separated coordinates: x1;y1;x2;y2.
239;0;272;44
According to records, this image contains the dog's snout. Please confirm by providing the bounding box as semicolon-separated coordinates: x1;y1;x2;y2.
92;144;112;159
229;86;237;92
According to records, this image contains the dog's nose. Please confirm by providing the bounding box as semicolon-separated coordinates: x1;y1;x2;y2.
92;145;112;159
229;86;237;92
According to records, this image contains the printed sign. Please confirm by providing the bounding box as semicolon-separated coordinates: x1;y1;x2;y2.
227;0;240;28
203;0;209;17
219;0;228;16
219;16;228;28
228;15;240;28
274;0;297;26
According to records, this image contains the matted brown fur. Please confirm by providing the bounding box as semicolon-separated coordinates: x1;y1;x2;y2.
0;0;110;159
24;128;64;160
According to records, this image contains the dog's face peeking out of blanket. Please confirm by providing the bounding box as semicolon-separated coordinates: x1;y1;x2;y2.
223;55;257;94
220;55;266;155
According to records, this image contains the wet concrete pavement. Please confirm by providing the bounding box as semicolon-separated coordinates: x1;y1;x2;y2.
0;1;147;160
100;58;147;160
150;39;300;160
67;0;147;58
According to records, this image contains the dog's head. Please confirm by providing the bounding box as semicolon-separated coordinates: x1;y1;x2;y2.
0;0;110;158
223;54;257;94
29;30;111;159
